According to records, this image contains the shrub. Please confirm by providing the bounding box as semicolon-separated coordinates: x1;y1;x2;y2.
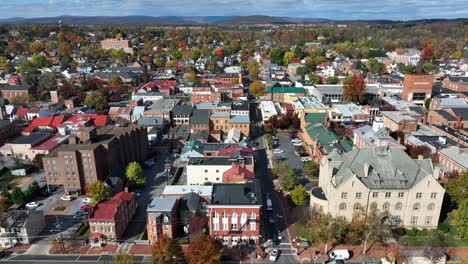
54;205;66;211
406;228;419;237
418;228;429;236
438;220;451;233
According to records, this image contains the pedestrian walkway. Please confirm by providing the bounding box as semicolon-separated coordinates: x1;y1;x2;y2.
116;242;132;254
24;240;51;255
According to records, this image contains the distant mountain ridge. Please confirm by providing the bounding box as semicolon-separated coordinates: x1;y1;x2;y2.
0;15;464;25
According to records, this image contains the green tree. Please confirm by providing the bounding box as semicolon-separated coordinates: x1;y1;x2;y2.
85;92;108;111
191;50;201;61
151;236;184;264
350;207;390;254
108;75;124;86
291;185;309;206
403;64;416;74
109;49;128;64
367;58;387;74
283;51;295;65
303;161;319;179
249;80;266;97
0;56;9;71
422;62;438;74
451;201;468;239
307;73;322;84
269;48;284;65
424;98;432;111
445;170;468;205
327;76;340;84
296;67;309;79
11;187;25;205
38;72;57;98
306;212;348;252
273;163;296;191
173;50;183;61
87;181;112;206
33;154;45;169
30;41;46;53
31;54;49;69
125;162;145;188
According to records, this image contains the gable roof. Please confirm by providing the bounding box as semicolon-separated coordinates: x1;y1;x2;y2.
305;112;327;125
305;123;338;145
190;109;209;125
89;191;134;221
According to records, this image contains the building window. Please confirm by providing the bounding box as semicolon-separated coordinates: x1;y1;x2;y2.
428;203;435;211
370;202;377;210
425;216;432;225
383;202;390;211
249;221;256;231
212;212;219;218
385;192;391;198
216;170;219;173
411;216;418;225
241;212;246;219
353;203;361;210
231;223;238;230
222;223;228;230
339;203;346;211
204;170;208;173
395;202;402;211
431;193;437;199
398;192;404;198
416;193;422;199
413;203;420;211
250;212;256;219
341;192;347;199
213;222;219;230
372;192;378;198
165;225;169;230
356;192;362;199
222;212;227;218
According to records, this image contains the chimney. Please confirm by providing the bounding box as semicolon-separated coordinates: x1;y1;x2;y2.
418;155;424;160
455;114;462;129
124;186;129;193
50;91;59;103
363;162;370;177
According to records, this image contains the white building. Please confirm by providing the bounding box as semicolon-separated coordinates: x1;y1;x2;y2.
310;147;445;229
260;101;277;122
330;103;369;124
186;156;254;185
131;92;164;103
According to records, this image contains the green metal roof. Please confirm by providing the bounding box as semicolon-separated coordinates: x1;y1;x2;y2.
305;123;337;145
266;86;306;94
304;112;326;125
182;140;204;155
339;139;353;152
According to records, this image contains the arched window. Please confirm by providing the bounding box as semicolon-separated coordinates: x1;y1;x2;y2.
339;203;347;210
370;202;377;210
222;211;227;218
353;203;361;210
250;212;256;219
428;203;435;211
413;203;420;211
383;202;390;211
395;202;402;211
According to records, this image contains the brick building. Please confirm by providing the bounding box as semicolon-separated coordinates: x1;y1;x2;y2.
266;86;307;102
381;111;423;132
100;39;134;54
42;125;148;194
401;74;434;104
190;84;221;105
207;181;262;246
146;196;179;243
0;85;35;102
442;76;468;92
202;73;242;85
89;191;137;247
189;109;210;134
428;108;467;129
438;146;468;173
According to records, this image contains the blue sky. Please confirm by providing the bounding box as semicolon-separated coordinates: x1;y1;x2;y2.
0;0;467;20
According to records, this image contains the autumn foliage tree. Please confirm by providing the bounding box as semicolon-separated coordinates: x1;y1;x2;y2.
185;235;221;264
421;46;434;61
249;80;266;97
343;74;366;103
152;236;184;264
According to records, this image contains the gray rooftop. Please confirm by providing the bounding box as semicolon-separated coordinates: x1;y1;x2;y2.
137;116;165;127
439;146;468;169
381;111;421;123
172;104;193;116
230;115;250;124
148;99;180;112
147;196;179;213
329;147;433;189
190;109;209;124
211;180;262;206
188;156;253;166
10;132;51;146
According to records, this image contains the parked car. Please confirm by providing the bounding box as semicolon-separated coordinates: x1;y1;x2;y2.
275;155;286;161
301;157;312;162
82;197;92;203
25;202;40;209
293;142;303;147
60;195;73;201
291;138;302;143
269;249;279;261
273;149;284;154
329;249;350;260
73;211;87;220
80;205;93;212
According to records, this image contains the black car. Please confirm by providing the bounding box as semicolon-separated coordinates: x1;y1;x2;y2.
275;155;286;160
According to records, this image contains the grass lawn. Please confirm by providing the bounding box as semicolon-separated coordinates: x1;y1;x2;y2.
294;222;310;240
399;234;468;247
53;205;67;211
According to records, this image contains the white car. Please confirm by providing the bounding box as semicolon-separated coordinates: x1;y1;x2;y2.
293;142;303;147
273;149;284;154
25;202;39;209
82;197;92;203
301;157;312;162
329;249;350;260
291;138;302;143
61;195;73;201
269;249;279;261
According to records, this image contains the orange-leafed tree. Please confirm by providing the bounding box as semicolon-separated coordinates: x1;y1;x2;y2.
185;235;221;264
343;74;366;103
421;46;434;61
214;48;224;58
151;236;184;264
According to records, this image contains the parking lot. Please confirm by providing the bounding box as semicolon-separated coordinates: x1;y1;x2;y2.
273;132;305;176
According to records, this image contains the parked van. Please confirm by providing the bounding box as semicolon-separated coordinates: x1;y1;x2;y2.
329;249;350;260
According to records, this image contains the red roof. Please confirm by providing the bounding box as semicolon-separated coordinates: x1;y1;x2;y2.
282;103;294;112
90;232;103;238
222;165;255;183
217;146;253;157
140;80;176;92
89;192;134;221
31;134;69;151
57;114;108;129
22;116;66;133
15;108;29;117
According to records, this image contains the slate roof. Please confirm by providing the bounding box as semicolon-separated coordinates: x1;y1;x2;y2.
435;110;456;121
329;147;433;189
172;104;193;116
147;196;178;212
451;108;468;119
211;180;262;206
229;115;250;123
10;132;51;145
0;84;32;91
439;146;468;169
190;109;209;125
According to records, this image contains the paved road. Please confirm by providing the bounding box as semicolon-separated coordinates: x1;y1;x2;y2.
274;132;303;175
0;254;152;263
251;124;299;264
